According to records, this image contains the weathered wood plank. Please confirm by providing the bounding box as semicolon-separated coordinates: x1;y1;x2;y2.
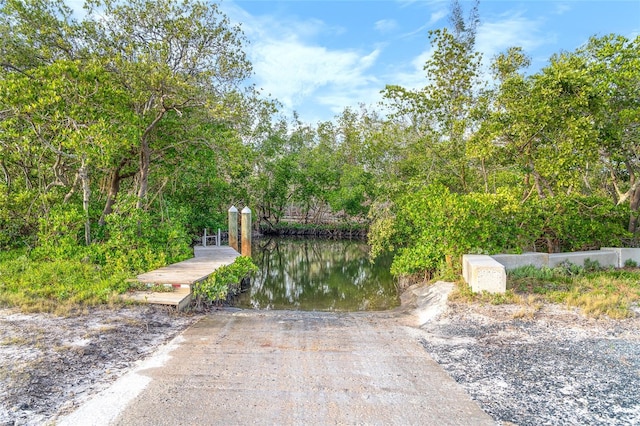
137;246;240;285
123;287;192;308
125;246;241;311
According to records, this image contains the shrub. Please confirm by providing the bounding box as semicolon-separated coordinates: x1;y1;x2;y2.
521;195;630;253
193;256;258;308
369;184;630;278
370;184;523;277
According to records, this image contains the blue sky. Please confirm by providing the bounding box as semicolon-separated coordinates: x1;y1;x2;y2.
218;0;640;125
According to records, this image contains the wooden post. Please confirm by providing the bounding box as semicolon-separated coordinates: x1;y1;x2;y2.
241;206;252;257
228;206;238;251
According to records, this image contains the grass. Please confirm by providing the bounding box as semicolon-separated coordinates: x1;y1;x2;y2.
0;248;253;315
452;261;640;319
0;253;132;315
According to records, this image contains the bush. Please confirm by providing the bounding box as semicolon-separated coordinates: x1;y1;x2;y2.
91;205;191;274
369;184;630;278
30;200;192;275
370;184;523;277
33;205;88;261
521;195;629;253
193;256;258;308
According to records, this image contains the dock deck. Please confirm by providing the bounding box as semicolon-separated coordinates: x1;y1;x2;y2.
124;246;241;310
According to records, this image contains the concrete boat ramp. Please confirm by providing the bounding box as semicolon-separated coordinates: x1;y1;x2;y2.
59;284;494;425
124;246;240;310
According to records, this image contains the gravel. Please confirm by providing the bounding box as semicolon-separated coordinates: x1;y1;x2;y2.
419;302;640;425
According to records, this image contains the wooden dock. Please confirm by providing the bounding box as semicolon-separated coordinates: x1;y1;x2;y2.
123;246;241;310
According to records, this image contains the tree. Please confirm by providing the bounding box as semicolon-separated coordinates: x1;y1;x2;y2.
81;0;253;213
0;0;256;251
486;48;599;199
579;34;640;233
382;0;483;191
1;59;137;244
0;0;78;73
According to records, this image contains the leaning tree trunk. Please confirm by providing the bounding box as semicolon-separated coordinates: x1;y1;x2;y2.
99;159;134;226
136;137;150;210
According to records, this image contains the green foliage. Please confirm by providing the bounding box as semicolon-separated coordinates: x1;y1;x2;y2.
579;34;640;233
91;205;192;274
327;164;371;218
0;254;129;313
520;195;630;253
370;184;629;278
193;256;258;307
30;199;191;275
1;0;255;254
382;1;484;192
33;205;87;260
371;184;523;277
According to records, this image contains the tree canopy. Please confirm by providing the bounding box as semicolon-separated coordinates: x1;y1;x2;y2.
1;0;638;279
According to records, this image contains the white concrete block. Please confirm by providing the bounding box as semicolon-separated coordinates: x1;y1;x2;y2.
548;250;618;268
462;254;506;294
601;247;640;268
462;254;487;285
490;253;549;271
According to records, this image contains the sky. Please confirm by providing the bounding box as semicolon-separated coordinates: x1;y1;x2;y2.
217;0;640;125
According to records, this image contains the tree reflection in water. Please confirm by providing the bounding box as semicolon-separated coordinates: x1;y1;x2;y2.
232;237;399;311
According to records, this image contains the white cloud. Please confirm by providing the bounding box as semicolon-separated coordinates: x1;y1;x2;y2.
66;0;88;19
251;41;377;106
400;9;448;39
220;2;383;122
429;9;449;27
375;19;398;34
554;3;572;15
476;12;553;65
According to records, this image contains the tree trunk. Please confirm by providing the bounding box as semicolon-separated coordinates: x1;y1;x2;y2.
136;137;150;210
79;159;91;245
136;111;165;210
481;158;488;193
629;186;640;234
1;160;11;191
99;160;129;225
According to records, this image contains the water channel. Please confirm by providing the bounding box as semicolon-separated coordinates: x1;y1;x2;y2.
231;237;399;311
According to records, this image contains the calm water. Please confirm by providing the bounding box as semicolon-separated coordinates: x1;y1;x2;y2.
232;237;399;311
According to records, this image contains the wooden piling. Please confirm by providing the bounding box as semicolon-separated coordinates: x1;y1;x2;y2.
241;206;252;257
228;206;238;251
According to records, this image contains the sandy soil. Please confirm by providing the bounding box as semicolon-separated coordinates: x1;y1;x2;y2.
1;292;639;425
0;305;200;426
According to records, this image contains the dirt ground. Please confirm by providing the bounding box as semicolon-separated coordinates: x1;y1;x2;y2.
0;305;200;426
1;290;640;425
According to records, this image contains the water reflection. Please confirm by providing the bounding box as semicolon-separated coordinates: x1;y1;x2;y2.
232;237;399;311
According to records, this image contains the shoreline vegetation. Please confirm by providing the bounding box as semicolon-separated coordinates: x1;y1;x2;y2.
258;221;368;239
1;233;639;319
0;0;638;320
